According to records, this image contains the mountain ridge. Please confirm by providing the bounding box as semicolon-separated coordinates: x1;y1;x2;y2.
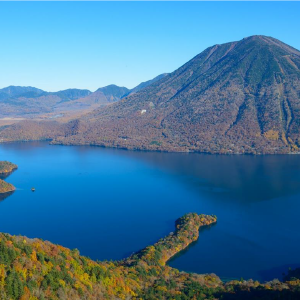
48;35;300;154
122;73;169;98
0;74;167;118
1;35;300;154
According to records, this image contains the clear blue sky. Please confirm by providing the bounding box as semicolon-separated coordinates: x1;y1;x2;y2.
0;1;299;92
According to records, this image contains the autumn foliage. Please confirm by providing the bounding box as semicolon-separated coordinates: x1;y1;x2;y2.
0;213;299;299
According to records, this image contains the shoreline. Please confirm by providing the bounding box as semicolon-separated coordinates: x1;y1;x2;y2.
0;213;299;299
1;138;300;155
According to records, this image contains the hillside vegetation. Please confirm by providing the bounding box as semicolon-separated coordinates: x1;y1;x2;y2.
0;179;15;194
0;36;300;154
0;161;18;175
54;35;300;154
0;161;17;193
0;213;300;300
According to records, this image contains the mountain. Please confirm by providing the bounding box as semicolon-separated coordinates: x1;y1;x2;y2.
49;35;300;154
1;35;300;154
122;73;168;98
122;73;169;98
88;76;169;104
49;79;166;114
0;86;44;101
0;87;93;117
0;86;44;98
49;88;92;101
0;74;167;118
96;84;129;102
79;75;169;106
0;86;92;102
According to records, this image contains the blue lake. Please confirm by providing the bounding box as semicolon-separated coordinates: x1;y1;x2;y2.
1;141;300;282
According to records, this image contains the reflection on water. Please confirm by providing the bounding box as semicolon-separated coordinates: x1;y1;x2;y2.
0;190;14;202
0;171;15;180
0;142;300;282
0;165;16;201
167;222;217;263
117;150;300;202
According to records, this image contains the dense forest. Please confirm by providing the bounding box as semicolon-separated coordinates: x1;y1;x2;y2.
0;213;300;300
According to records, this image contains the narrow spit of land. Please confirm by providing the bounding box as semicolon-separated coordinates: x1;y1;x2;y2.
1;211;300;299
124;213;217;266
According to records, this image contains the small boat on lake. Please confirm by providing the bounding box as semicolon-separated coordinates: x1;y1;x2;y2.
31;187;35;192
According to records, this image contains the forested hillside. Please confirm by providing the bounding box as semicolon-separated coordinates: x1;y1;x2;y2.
0;213;300;299
51;36;300;154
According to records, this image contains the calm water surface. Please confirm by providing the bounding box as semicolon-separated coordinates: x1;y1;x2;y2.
0;142;300;282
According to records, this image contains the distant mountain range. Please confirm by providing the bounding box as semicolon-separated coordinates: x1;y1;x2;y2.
0;86;91;103
1;35;300;154
0;73;168;118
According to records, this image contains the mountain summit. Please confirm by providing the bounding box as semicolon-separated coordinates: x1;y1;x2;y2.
51;35;300;154
2;36;300;154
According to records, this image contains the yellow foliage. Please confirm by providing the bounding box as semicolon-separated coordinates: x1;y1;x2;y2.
282;133;288;145
264;284;272;290
264;129;279;141
0;264;5;287
286;280;300;286
31;250;37;262
59;279;66;287
20;286;31;300
20;269;27;280
78;272;92;289
156;285;168;292
74;281;82;290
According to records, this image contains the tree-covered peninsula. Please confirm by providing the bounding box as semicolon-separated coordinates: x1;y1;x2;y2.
0;179;15;194
0;161;18;175
0;213;300;300
0;161;17;194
